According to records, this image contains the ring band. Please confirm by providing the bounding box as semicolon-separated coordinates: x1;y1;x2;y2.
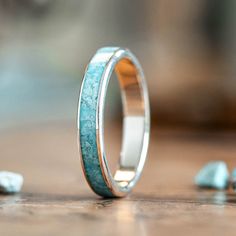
77;47;150;197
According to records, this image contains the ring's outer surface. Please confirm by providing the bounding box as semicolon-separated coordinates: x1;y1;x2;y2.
77;47;150;197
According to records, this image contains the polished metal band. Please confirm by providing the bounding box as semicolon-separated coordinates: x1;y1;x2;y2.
77;47;150;197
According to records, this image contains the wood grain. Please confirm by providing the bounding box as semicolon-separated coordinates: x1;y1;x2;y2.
0;123;236;236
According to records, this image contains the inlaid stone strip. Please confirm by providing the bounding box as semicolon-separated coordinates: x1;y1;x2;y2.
79;47;118;197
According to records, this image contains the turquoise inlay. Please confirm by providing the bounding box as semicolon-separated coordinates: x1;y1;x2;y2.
195;161;229;190
79;47;119;197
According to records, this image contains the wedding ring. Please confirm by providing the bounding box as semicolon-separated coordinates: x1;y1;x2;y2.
77;47;150;197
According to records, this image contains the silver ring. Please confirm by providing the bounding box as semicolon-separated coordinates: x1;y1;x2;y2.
77;47;150;197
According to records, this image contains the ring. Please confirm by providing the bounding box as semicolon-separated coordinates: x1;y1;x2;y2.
77;47;150;197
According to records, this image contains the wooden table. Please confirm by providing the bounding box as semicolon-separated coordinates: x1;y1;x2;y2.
0;123;235;236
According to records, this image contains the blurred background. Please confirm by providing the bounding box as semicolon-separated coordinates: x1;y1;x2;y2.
0;0;236;130
0;2;236;234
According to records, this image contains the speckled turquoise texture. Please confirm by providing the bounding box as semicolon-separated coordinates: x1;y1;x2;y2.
79;47;119;197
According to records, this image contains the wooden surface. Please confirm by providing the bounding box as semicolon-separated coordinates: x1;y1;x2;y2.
0;123;236;236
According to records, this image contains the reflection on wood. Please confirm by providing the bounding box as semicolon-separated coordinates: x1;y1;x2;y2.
0;124;235;236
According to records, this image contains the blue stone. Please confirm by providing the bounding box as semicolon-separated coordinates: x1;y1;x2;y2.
195;161;229;189
231;168;236;191
0;171;23;194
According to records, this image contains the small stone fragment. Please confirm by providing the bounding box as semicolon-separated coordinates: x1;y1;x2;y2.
231;168;236;191
195;161;229;190
0;171;23;194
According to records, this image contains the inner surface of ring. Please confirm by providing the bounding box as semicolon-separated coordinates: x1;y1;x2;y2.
112;57;145;188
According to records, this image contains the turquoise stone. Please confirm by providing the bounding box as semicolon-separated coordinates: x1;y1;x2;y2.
79;47;119;197
231;168;236;191
195;161;229;190
0;171;23;194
